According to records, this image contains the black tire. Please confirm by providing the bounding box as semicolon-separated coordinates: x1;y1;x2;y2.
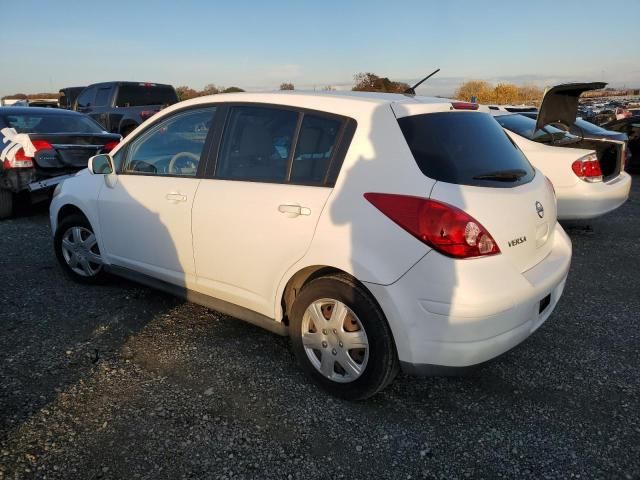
290;274;399;400
0;189;14;220
54;214;109;284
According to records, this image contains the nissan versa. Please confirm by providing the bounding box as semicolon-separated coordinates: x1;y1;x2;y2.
49;91;572;400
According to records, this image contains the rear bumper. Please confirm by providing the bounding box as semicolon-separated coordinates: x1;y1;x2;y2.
365;224;572;373
1;168;76;193
556;172;632;220
1;168;36;193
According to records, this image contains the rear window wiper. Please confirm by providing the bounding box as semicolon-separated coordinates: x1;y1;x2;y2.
472;169;527;181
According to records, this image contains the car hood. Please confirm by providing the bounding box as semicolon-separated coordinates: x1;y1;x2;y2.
536;82;607;132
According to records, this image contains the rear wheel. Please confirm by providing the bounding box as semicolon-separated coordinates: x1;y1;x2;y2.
290;274;399;400
0;189;14;219
54;214;108;284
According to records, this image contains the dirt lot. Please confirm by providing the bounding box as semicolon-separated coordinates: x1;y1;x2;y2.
1;178;639;479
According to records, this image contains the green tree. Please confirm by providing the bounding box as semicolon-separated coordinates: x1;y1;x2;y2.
202;84;220;96
175;86;199;101
222;86;245;93
352;73;410;93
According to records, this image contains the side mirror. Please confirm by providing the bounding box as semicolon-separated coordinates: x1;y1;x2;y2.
88;154;114;175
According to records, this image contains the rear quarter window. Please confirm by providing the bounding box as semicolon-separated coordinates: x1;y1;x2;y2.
398;112;535;188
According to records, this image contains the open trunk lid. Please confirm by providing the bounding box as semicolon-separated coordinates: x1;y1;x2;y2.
431;173;557;273
535;82;607;132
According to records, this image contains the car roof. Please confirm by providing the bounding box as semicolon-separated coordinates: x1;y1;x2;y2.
162;90;457;119
85;81;175;88
0;106;83;115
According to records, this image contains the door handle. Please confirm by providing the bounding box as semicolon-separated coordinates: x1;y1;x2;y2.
278;204;311;217
166;192;187;202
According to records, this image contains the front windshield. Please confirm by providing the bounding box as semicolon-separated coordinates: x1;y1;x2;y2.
495;113;578;145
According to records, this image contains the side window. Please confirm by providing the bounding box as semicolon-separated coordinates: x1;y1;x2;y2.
112;147;125;172
94;88;111;107
76;87;96;109
290;114;341;184
216;106;298;182
123;107;216;177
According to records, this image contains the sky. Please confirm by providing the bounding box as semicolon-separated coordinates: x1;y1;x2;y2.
1;0;639;97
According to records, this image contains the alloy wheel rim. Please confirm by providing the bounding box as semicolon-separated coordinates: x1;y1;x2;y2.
60;226;103;277
301;298;369;383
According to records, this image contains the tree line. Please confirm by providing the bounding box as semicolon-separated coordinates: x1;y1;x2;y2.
454;80;543;105
7;74;633;104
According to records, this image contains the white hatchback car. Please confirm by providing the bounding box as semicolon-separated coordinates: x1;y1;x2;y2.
50;92;572;399
482;83;632;220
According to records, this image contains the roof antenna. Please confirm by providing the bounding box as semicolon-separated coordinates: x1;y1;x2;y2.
404;68;441;95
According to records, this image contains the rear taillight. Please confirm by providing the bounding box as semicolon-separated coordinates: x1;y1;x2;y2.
3;140;53;169
364;193;500;259
140;110;158;120
451;102;479;110
571;153;602;182
102;141;120;153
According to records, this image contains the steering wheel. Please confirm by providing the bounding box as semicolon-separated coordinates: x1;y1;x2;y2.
168;151;199;174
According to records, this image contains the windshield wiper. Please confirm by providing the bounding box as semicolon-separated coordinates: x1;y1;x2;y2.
473;169;527;181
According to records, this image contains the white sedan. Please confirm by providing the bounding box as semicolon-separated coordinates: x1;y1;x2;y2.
483;83;632;220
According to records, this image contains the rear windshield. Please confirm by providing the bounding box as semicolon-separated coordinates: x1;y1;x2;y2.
574;118;612;135
115;84;178;107
398;112;535;188
0;113;105;134
495;113;578;145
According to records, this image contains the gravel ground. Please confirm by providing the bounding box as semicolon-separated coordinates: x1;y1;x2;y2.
1;178;639;480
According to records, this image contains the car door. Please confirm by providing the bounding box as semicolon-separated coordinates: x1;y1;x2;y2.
192;105;351;318
98;106;217;287
92;86;113;129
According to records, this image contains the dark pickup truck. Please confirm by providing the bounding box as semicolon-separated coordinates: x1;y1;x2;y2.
74;81;178;137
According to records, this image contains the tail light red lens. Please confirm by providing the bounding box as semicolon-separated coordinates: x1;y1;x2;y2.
451;102;479;110
31;140;54;151
4;140;53;169
571;153;602;182
364;193;500;258
102;141;120;153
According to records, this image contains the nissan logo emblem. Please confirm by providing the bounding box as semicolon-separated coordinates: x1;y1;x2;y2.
536;201;544;218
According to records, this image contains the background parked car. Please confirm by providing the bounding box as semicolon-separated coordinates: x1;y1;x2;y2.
27;99;59;108
74;81;178;137
59;87;86;110
0;107;120;218
482;82;631;220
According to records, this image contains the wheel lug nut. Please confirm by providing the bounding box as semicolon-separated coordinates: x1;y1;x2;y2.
322;329;328;335
322;341;327;348
332;329;337;334
332;349;337;355
339;342;343;347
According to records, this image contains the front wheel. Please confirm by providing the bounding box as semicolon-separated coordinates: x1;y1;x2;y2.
290;274;399;400
54;214;108;284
